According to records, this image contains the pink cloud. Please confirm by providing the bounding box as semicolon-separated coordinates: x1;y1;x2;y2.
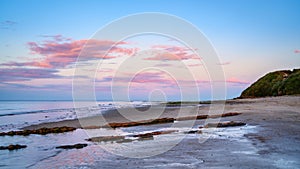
1;61;52;68
145;45;200;61
131;72;176;84
226;77;249;85
0;36;140;83
39;34;72;42
145;52;198;61
96;71;177;87
128;72;180;96
0;68;62;82
294;49;300;53
217;62;231;65
145;52;181;61
152;45;196;53
27;39;115;68
2;36;137;69
1;82;73;92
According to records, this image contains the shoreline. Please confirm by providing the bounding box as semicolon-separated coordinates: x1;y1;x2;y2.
22;104;201;130
22;95;300;130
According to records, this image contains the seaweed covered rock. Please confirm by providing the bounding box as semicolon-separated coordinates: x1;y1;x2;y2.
240;69;300;98
183;129;202;134
105;118;175;128
56;143;87;149
86;136;126;142
0;126;76;136
204;121;246;128
0;144;27;151
131;130;178;138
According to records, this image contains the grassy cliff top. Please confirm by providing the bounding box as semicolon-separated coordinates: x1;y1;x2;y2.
239;69;300;98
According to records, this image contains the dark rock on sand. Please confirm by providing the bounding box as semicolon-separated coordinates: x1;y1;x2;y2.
176;112;242;121
27;111;242;131
204;121;246;128
0;126;76;136
82;112;242;130
137;136;154;141
87;130;178;143
56;143;88;149
131;130;178;138
0;144;27;151
116;138;134;143
105;118;175;128
184;129;202;134
87;135;126;142
209;112;242;118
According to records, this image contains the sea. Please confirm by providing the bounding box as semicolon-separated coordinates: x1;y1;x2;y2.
0;101;152;132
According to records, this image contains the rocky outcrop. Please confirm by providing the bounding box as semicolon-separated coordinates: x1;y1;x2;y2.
240;69;300;98
86;136;126;142
86;130;178;143
90;112;242;129
104;118;175;129
176;112;241;121
131;130;178;138
56;143;87;149
204;121;246;128
0;126;76;136
0;144;27;151
184;129;202;134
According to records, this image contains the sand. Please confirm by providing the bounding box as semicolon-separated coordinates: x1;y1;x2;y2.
23;96;300;168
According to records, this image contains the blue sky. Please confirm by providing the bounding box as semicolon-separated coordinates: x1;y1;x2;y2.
0;0;299;100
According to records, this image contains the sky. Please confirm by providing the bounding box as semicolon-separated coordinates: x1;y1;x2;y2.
0;0;299;101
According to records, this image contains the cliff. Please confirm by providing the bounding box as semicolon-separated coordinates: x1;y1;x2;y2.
240;69;300;98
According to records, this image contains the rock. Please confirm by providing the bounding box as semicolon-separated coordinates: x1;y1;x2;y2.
184;130;202;134
208;112;242;119
137;135;154;141
86;135;126;142
105;118;175;128
131;130;178;138
204;121;246;128
82;113;242;129
0;126;76;136
176;112;242;121
116;139;134;143
56;143;87;149
0;144;27;151
86;130;178;143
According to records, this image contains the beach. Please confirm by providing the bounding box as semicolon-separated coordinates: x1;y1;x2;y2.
0;96;300;168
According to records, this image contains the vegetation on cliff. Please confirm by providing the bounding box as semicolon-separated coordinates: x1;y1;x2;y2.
240;69;300;98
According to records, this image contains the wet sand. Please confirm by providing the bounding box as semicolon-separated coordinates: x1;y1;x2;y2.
23;96;300;168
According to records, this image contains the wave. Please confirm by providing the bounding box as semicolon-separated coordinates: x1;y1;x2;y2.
0;101;155;117
0;108;74;117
